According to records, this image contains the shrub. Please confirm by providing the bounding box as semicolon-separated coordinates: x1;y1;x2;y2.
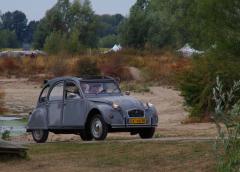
1;58;20;76
178;53;240;119
1;130;10;140
48;56;68;77
75;57;100;76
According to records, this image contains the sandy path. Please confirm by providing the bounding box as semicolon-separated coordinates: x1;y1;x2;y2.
0;78;217;142
0;78;40;115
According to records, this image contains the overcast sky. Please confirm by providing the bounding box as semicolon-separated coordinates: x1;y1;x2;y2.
0;0;136;21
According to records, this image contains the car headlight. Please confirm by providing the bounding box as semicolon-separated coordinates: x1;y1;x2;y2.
112;102;120;109
147;102;154;107
145;102;154;109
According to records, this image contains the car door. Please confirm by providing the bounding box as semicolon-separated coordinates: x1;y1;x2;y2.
62;80;86;127
48;81;64;127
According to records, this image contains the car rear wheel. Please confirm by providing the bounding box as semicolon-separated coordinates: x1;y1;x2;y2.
90;114;108;140
139;128;155;139
32;129;49;143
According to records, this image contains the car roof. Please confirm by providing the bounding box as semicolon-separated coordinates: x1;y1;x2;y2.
44;76;116;87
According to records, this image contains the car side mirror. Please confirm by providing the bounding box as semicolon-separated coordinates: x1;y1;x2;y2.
125;91;130;96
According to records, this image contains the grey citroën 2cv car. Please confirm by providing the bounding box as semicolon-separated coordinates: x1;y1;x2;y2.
27;76;158;143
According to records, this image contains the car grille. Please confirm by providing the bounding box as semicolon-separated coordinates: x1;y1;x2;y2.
128;109;144;118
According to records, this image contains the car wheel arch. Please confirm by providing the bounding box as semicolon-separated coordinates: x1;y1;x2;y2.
85;108;102;127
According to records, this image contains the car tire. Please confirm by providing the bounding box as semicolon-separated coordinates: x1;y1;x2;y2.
32;129;49;143
90;114;108;140
79;130;93;141
139;128;155;139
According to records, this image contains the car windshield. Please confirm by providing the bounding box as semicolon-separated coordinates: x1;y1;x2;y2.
80;81;121;96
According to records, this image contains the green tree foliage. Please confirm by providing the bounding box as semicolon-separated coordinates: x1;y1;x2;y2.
119;0;195;49
43;31;66;55
33;18;49;49
120;0;240;51
25;21;39;44
0;10;38;47
97;14;124;38
1;11;27;43
33;0;99;53
99;35;118;48
178;53;240;118
175;0;240;119
119;0;150;48
0;30;19;48
147;0;193;49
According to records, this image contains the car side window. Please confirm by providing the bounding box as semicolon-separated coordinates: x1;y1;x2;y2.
49;82;64;101
39;86;49;103
65;81;81;100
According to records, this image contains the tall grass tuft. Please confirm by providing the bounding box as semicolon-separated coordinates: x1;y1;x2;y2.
213;76;240;172
0;88;5;114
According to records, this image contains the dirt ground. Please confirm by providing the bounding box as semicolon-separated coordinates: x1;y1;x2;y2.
0;77;217;142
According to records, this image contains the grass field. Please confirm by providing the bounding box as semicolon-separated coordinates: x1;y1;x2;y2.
0;141;216;172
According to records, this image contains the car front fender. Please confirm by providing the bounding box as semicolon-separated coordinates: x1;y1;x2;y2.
27;107;48;130
87;102;124;125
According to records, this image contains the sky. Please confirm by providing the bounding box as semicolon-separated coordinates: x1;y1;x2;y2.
0;0;136;21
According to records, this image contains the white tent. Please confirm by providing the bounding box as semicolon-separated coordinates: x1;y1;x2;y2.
111;44;122;52
177;44;204;57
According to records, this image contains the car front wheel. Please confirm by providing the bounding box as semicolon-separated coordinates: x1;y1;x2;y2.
139;128;155;139
90;114;108;140
80;130;93;141
32;129;49;143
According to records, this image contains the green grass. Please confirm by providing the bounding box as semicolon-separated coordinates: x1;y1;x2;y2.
0;141;216;172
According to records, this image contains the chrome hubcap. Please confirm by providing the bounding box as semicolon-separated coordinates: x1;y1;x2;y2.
91;118;103;138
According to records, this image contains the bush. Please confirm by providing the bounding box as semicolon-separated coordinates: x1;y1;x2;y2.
48;56;68;77
1;130;10;140
75;57;100;76
178;53;240;119
1;58;20;76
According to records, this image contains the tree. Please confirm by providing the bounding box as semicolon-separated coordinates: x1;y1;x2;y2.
99;35;118;48
25;21;39;44
1;11;27;44
0;30;19;48
97;14;124;38
44;31;66;54
119;0;150;48
33;0;99;52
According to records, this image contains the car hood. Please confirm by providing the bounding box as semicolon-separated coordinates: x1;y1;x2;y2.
87;96;145;110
